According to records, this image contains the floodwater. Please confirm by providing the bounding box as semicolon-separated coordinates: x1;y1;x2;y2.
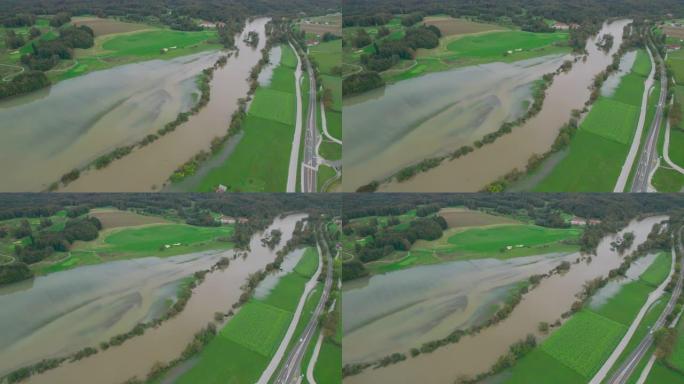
0;52;217;192
344;216;666;384
0;250;224;376
588;252;657;309
53;18;268;192
601;50;637;97
367;19;631;192
20;213;306;384
343;54;565;189
343;252;577;363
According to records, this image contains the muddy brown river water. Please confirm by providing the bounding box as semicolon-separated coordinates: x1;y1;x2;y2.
61;17;269;192
344;215;665;384
0;18;268;192
6;213;306;384
343;19;631;192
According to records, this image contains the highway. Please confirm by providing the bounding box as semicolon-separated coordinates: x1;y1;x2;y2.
606;227;684;384
300;45;319;193
272;227;335;384
631;38;668;192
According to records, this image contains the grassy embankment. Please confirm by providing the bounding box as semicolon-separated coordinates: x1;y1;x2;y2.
171;247;319;383
507;251;672;383
309;38;342;190
343;15;571;85
533;49;650;191
652;33;684;191
0;16;220;84
194;44;298;192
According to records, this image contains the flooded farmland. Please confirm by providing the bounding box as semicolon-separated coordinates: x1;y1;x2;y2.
0;52;217;192
62;17;269;192
344;215;665;384
0;18;269;192
343;252;577;363
343;54;566;189
343;19;631;192
1;213;305;384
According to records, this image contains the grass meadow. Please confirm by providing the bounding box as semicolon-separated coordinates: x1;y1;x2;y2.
176;247;318;383
534;49;648;191
196;44;297;192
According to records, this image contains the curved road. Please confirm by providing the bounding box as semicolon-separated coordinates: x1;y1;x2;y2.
272;228;334;384
605;226;684;384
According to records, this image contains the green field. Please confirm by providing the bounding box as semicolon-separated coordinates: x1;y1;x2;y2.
632;49;652;77
653;166;684;192
446;30;568;59
176;247;317;383
325;110;342;140
534;49;648;192
645;362;684;384
317;164;338;192
669;127;684;167
319;140;342;161
541;310;626;378
669;51;684;84
100;223;232;254
294;247;320;277
666;306;684;371
100;29;216;57
639;252;672;287
248;88;296;125
310;38;342;183
54;29;220;81
310;40;341;75
509;251;672;383
507;347;586;384
363;223;581;274
195;44;297;192
222;301;292;356
445;224;581;254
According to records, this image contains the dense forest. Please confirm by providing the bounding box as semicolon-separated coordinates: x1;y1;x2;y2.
342;0;684;25
342;194;684;281
0;194;340;222
0;0;339;24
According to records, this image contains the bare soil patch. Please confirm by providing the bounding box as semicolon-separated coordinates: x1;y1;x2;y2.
439;207;520;228
89;209;171;229
423;17;504;37
72;17;149;37
301;22;341;36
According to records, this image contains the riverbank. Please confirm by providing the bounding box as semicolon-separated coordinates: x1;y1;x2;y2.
343;216;665;383
54;18;269;192
13;213;305;384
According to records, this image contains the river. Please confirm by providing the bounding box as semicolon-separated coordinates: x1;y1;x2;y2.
343;252;578;364
62;17;269;192
0;52;217;192
0;18;269;192
344;215;665;383
343;54;566;189
8;213;305;384
343;19;631;192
